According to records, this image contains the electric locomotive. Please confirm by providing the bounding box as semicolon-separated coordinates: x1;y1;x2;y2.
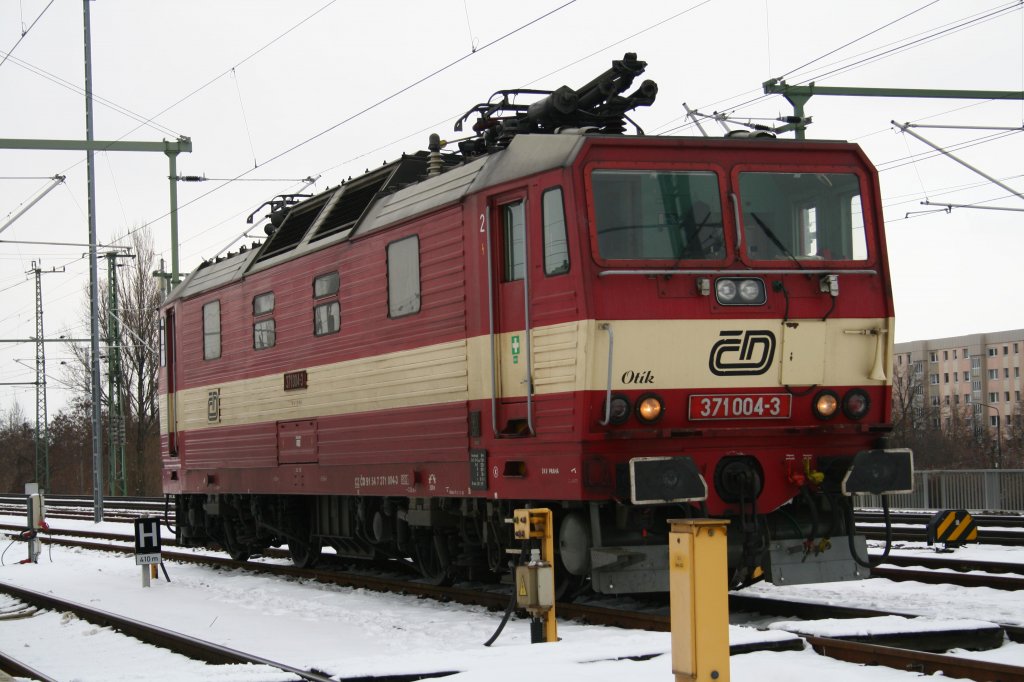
159;54;912;593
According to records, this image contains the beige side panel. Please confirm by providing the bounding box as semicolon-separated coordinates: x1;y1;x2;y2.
177;339;470;432
532;321;580;393
158;393;169;436
175;317;893;433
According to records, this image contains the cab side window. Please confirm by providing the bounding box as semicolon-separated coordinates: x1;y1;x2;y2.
542;187;569;276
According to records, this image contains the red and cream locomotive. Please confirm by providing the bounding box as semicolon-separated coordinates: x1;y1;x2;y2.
159;54;912;592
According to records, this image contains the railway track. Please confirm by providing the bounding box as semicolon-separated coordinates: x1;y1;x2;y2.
857;509;1024;546
8;520;1021;593
4;494;1023;544
6;525;1021;634
3;499;1023;682
0;582;352;682
4;539;1022;682
729;593;1024;682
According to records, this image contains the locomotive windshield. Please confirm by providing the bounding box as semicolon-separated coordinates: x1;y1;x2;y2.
738;172;867;262
592;170;726;261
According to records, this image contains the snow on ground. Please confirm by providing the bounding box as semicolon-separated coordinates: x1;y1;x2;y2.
0;514;1020;680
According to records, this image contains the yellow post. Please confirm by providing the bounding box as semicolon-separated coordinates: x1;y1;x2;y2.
513;508;557;643
669;519;730;682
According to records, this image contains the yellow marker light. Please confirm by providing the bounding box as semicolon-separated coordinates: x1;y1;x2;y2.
636;395;664;422
814;391;839;419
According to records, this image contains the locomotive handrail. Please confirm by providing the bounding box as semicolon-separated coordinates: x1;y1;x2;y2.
598;323;615;426
485;209;499;438
730;191;742;249
596;268;878;277
523;197;535;437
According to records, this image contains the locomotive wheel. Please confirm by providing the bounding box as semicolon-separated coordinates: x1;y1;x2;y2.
288;537;322;569
412;534;453;586
227;545;251;562
554;569;588;601
223;527;251;562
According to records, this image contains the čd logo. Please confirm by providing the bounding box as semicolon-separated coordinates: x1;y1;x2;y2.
709;330;776;376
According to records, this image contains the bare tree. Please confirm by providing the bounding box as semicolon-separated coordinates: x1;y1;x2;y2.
61;225;162;495
890;360;923;442
0;401;35;492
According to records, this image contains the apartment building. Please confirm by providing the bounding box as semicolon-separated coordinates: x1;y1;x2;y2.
893;329;1023;438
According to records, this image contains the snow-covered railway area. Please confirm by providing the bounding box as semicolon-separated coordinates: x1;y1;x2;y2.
1;514;1022;681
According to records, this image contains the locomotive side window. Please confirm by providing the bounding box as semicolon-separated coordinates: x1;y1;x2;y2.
253;292;275;350
591;170;724;261
502;201;526;281
313;272;340;336
202;300;221;360
738;172;867;262
542;188;569;276
387;236;421;318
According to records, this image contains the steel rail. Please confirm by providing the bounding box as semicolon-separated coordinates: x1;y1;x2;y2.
805;635;1024;682
0;580;336;682
0;649;59;682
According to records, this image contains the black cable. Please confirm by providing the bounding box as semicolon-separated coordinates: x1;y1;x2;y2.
802;485;820;542
163;494;177;536
821;294;836;322
0;537;16;565
846;495;893;568
483;584;519;647
484;540;531;647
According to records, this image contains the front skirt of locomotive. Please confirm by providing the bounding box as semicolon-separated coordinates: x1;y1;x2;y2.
567;447;912;593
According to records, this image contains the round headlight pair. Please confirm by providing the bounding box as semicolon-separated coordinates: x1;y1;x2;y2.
813;389;871;420
603;393;665;425
715;277;765;305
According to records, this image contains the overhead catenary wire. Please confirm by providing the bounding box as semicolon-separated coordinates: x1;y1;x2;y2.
231;68;258;169
0;0;54;71
163;0;1023;272
788;1;1022;87
0;50;182;140
4;0;344;214
655;1;1023;137
130;1;580;247
776;0;942;81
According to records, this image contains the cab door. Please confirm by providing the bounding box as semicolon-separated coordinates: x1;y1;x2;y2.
489;190;534;436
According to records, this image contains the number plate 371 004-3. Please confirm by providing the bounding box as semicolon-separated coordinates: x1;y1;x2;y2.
688;394;792;420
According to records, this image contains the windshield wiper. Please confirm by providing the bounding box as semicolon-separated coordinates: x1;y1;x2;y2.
749;212;803;269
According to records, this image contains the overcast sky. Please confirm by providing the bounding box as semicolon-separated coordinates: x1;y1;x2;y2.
1;0;1022;416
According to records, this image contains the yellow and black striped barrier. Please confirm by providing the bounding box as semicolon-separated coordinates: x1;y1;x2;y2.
926;509;979;550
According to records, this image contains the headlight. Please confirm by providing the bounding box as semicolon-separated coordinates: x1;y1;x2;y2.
843;389;871;420
715;279;737;302
738;279;762;302
636;394;664;423
813;390;839;419
604;395;631;425
715;277;765;305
